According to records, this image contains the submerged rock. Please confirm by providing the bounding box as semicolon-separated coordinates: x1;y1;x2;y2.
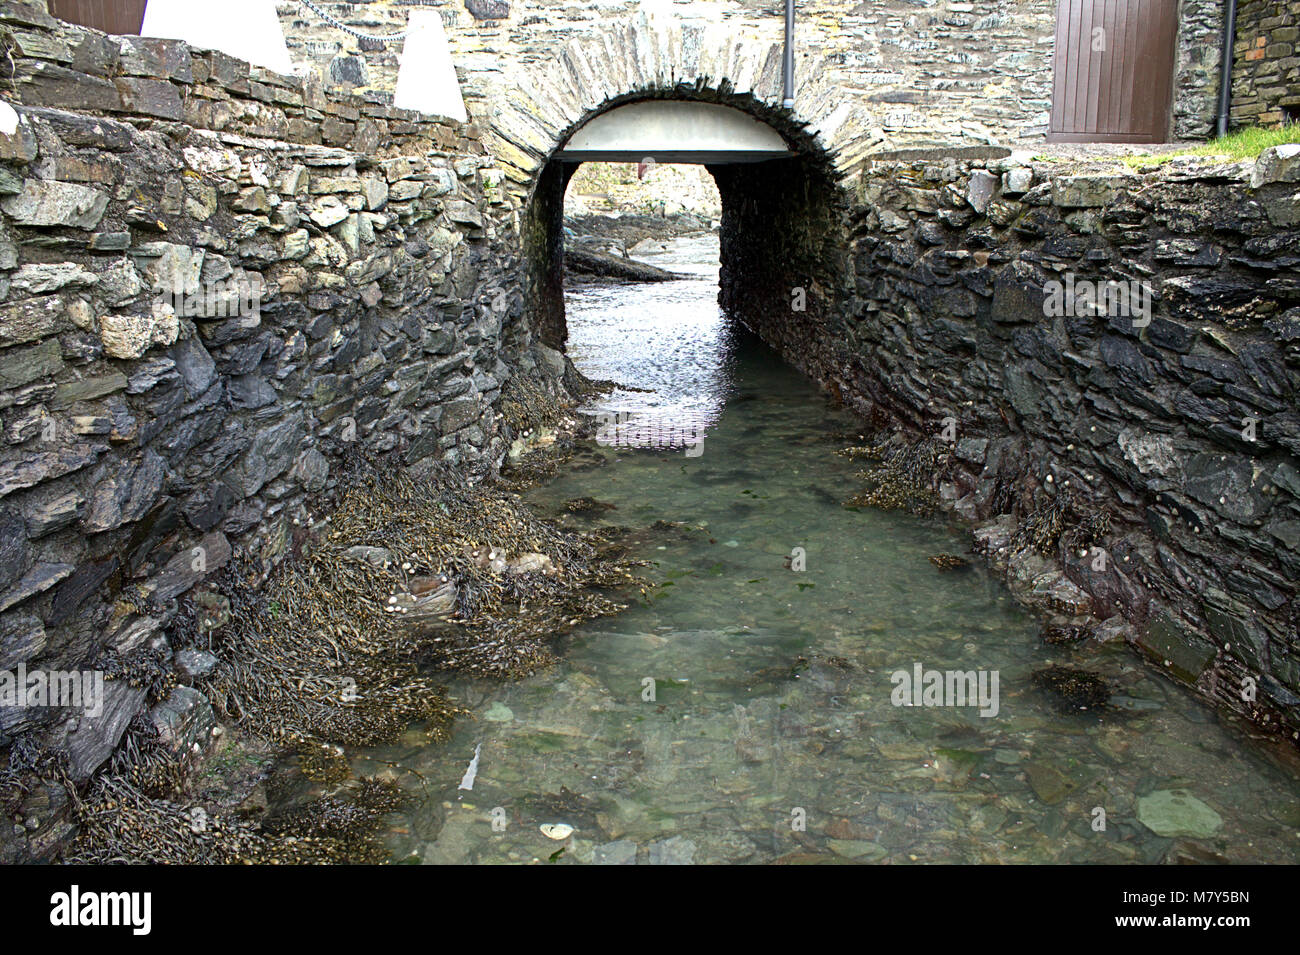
1137;789;1223;839
645;835;696;865
1031;665;1111;710
387;576;458;628
592;839;638;865
507;552;558;576
1024;759;1076;805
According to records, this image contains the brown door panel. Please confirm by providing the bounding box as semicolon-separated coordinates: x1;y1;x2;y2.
1049;0;1178;143
49;0;148;36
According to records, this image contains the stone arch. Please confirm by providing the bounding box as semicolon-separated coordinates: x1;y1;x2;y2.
480;11;874;197
486;11;867;378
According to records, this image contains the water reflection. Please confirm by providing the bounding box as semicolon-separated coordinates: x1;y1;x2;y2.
568;234;731;450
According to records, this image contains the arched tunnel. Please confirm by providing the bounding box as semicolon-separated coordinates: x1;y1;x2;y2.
520;93;853;388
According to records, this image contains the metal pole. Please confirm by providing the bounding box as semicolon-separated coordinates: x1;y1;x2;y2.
1216;0;1238;138
782;0;795;108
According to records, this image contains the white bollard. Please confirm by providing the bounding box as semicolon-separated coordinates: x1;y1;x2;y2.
393;10;468;124
141;0;294;75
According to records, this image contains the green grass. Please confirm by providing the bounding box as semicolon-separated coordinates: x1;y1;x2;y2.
1124;123;1300;169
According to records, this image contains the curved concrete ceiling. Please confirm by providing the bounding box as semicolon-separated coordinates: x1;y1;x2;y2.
557;100;795;164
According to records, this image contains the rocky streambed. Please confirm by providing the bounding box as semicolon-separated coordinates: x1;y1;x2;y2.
342;234;1300;865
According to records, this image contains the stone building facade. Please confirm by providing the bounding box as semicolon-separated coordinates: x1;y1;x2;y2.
1232;0;1300;129
276;0;1224;147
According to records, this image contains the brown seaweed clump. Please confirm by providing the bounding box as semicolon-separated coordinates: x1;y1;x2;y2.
500;373;569;437
65;773;403;865
0;735;68;826
187;463;639;757
840;435;947;517
1040;623;1091;646
1012;488;1111;557
1032;665;1111;710
928;553;969;571
565;496;616;514
65;461;642;865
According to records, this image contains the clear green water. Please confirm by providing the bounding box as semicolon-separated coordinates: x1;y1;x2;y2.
355;237;1300;865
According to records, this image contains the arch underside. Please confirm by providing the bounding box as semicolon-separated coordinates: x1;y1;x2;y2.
557;100;795;164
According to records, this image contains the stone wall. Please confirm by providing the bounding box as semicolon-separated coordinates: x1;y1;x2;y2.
1231;0;1300;129
1173;0;1225;141
277;0;1228;148
712;154;851;386
276;0;1064;148
0;0;536;847
743;147;1300;738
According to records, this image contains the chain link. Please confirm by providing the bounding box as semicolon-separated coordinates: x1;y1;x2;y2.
298;0;409;44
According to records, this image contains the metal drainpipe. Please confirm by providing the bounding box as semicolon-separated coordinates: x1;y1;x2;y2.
782;0;795;109
1216;0;1239;138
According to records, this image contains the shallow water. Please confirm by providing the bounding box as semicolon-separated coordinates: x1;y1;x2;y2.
357;234;1300;865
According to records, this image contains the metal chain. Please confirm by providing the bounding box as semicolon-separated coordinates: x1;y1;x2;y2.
298;0;409;44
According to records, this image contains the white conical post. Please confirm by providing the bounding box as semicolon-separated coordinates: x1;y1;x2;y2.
394;10;468;124
141;0;294;75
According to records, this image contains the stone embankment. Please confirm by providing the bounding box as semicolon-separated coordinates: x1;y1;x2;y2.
738;146;1300;739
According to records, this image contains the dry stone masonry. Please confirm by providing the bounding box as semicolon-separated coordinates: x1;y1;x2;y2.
0;0;550;843
731;146;1300;737
1232;0;1300;129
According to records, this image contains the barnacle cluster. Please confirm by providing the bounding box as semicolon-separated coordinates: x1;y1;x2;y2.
841;435;948;517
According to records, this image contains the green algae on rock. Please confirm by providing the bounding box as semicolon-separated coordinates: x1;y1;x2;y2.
1136;789;1224;839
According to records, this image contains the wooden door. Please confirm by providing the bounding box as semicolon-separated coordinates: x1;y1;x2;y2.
49;0;148;36
1049;0;1179;143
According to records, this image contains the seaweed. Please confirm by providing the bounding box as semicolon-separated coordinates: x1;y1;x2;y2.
841;435;948;517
